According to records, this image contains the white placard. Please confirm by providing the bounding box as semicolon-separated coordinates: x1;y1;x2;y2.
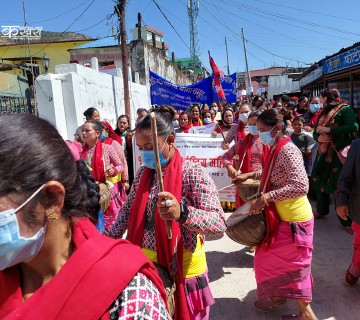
133;133;236;202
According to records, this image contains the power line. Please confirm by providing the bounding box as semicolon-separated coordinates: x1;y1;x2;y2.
215;0;359;40
29;0;93;24
151;0;190;51
205;0;329;52
252;0;360;24
32;0;98;56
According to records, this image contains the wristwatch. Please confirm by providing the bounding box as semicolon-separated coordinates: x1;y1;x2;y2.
177;203;189;224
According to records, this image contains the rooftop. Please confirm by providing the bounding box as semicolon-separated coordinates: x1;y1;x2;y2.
71;37;118;49
0;31;92;46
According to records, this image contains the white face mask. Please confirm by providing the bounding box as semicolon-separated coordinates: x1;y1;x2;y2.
238;112;250;123
0;185;46;271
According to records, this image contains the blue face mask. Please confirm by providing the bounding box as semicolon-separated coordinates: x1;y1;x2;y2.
309;104;321;113
247;125;259;135
99;132;106;142
0;185;46;271
203;117;212;124
173;120;179;128
140;139;170;169
259;126;276;146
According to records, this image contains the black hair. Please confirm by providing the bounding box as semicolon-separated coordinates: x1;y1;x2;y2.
298;96;308;104
0;114;100;224
85;120;105;133
320;88;343;115
136;105;175;137
257;108;286;132
221;107;234;124
293;116;305;124
281;95;290;103
83;107;99;120
202;111;211;118
248;110;262;118
114;115;130;135
136;108;148;115
288;101;297;108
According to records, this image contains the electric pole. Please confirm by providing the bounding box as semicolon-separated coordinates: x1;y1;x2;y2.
115;1;131;127
225;37;230;75
241;28;252;93
188;0;200;67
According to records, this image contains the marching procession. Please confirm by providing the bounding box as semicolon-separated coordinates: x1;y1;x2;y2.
2;0;360;319
1;88;359;320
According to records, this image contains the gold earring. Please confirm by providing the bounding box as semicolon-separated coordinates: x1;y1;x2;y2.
47;208;59;222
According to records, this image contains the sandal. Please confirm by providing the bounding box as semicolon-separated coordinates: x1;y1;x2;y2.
254;298;287;312
345;265;359;286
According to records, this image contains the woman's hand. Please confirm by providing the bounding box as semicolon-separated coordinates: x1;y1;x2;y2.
221;143;230;150
317;134;331;143
227;165;238;179
316;126;331;134
123;182;130;191
232;172;251;185
156;191;181;221
303;126;313;132
336;205;349;221
211;131;218;137
249;192;271;215
106;166;116;177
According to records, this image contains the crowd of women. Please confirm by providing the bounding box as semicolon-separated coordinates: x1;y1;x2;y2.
1;88;359;320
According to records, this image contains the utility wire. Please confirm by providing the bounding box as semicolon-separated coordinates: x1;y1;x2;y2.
151;0;190;51
32;0;98;56
29;0;93;24
252;0;360;24
216;0;360;39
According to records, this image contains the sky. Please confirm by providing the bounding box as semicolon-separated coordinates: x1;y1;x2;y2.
2;0;360;74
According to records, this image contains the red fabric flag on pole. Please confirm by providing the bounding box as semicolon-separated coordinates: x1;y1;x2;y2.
209;51;226;101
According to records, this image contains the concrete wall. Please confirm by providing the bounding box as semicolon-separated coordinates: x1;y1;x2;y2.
129;40;191;87
267;75;294;99
35;63;149;140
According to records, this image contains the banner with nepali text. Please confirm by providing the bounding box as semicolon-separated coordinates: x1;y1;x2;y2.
149;71;237;111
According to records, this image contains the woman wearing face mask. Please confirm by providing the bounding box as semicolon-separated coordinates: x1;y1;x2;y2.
0;114;170;319
101;121;129;207
81;120;124;232
109;106;226;320
312;89;358;230
221;110;269;208
248;109;317;320
211;108;235;138
220;103;252;150
202;111;214;125
302;96;322;130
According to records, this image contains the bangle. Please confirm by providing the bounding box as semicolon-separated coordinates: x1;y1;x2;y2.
176;203;189;224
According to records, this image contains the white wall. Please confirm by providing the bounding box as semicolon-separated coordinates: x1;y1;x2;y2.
35;63;149;140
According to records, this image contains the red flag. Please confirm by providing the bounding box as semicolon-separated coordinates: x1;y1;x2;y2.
209;51;226;101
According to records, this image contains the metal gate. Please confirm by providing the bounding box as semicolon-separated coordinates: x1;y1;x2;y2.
0;95;34;114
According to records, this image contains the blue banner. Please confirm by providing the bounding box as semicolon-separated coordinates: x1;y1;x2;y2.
212;73;237;103
149;71;237;110
322;45;360;75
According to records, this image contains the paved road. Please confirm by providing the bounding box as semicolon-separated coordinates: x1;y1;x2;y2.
206;202;360;320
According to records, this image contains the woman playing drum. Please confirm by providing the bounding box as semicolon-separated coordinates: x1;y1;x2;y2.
222;110;269;208
249;109;317;320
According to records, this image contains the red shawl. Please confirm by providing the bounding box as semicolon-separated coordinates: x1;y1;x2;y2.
127;149;190;320
236;134;269;207
82;140;106;183
102;121;123;145
237;121;246;143
260;136;291;249
0;218;166;320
